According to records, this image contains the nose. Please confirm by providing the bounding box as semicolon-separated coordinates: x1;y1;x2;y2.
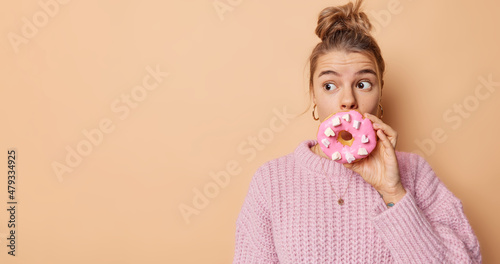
340;87;358;110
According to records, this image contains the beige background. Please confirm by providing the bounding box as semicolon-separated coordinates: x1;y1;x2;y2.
1;0;499;263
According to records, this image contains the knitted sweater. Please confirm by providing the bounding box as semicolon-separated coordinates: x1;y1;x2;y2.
232;139;481;263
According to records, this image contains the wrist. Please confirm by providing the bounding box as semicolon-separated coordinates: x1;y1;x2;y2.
377;183;406;207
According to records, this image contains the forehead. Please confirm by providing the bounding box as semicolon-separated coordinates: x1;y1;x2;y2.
316;51;376;78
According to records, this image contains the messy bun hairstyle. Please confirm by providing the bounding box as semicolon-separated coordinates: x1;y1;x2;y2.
303;0;385;115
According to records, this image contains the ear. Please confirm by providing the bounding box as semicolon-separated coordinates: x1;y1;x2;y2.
311;89;316;105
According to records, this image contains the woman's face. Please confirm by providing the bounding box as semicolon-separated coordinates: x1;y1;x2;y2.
312;50;381;122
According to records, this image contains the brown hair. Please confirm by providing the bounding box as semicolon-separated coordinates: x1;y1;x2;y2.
300;0;385;116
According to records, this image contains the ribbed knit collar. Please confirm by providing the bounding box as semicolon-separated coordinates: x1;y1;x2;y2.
294;139;355;176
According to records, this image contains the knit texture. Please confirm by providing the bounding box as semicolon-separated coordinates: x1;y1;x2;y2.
233;139;481;264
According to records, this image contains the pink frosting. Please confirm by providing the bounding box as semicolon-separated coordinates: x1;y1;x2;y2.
316;110;377;164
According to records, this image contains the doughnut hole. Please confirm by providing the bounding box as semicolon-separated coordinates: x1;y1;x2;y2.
337;130;354;147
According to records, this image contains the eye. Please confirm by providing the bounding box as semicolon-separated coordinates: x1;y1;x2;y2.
357;81;372;90
323;83;337;91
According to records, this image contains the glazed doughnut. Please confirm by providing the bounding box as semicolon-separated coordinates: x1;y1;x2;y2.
316;110;377;164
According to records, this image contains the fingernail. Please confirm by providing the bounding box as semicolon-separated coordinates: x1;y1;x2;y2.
373;123;380;128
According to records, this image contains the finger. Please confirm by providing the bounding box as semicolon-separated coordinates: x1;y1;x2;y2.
364;113;397;144
364;113;393;134
377;128;397;153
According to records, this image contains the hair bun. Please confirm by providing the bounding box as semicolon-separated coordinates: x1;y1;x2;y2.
315;0;372;41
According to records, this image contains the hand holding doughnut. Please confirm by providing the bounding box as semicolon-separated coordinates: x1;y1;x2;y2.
344;113;406;202
316;110;406;203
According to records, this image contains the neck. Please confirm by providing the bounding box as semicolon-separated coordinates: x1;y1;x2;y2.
311;142;331;160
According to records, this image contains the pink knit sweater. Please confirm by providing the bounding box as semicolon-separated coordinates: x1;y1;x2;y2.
233;139;481;263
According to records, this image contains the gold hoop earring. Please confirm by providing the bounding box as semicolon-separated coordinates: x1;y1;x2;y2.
312;104;319;121
378;103;384;119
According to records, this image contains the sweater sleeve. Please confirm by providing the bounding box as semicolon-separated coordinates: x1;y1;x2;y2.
232;166;279;264
370;154;482;264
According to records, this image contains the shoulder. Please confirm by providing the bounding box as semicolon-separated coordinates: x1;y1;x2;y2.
244;151;296;208
395;150;429;173
394;150;438;193
394;150;461;207
249;140;309;194
253;152;295;180
253;139;310;176
395;150;438;173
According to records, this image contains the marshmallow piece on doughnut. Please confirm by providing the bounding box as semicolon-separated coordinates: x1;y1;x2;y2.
324;127;335;137
345;152;355;163
331;117;341;127
321;138;331;148
358;148;368;156
353;120;361;130
342;113;351;122
331;151;341;161
361;135;369;143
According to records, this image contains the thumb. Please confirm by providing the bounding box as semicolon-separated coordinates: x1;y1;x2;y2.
343;163;353;169
343;161;361;174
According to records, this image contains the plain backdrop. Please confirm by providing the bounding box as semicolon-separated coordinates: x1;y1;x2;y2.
1;0;499;263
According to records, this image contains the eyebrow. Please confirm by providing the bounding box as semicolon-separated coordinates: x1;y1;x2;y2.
317;69;377;78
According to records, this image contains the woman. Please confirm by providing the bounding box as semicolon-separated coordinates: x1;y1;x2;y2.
232;0;481;263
